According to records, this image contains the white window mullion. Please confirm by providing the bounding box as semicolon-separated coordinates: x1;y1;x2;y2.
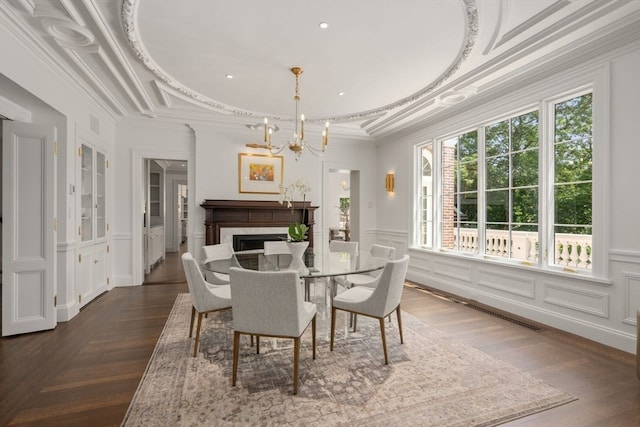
540;99;554;268
477;126;486;255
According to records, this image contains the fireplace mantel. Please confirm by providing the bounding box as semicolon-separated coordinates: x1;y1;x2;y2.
200;200;318;248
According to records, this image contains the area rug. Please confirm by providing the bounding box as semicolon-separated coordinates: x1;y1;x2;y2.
122;293;575;426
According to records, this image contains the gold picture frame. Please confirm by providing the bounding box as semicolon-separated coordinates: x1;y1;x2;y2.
238;153;284;194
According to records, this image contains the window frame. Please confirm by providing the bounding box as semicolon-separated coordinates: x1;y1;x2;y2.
412;65;609;279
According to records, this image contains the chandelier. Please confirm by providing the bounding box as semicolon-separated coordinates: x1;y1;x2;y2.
246;67;329;160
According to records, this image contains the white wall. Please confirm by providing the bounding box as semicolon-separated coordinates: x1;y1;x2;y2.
113;120;193;285
375;43;640;353
1;26;116;321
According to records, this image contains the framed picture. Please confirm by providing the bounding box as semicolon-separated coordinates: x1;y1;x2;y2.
238;153;284;194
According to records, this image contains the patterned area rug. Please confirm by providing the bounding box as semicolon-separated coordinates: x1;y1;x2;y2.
122;293;575;426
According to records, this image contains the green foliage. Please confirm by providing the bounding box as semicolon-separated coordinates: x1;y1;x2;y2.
288;222;309;242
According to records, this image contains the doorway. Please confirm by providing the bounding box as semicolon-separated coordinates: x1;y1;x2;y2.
327;169;360;245
143;159;188;284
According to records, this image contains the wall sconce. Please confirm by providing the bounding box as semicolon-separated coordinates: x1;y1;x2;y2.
385;172;395;193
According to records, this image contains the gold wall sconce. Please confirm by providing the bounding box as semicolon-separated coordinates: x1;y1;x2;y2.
385;172;395;193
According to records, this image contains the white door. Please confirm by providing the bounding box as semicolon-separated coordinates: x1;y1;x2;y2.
2;121;57;336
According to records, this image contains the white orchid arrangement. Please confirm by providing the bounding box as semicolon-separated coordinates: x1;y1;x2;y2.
279;179;311;242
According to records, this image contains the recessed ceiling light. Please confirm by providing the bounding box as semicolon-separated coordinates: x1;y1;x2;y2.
338;92;344;96
225;74;233;79
319;22;328;29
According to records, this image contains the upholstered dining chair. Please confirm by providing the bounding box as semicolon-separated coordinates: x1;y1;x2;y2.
229;267;316;395
182;252;232;357
327;240;359;299
263;240;290;270
330;255;410;365
335;243;396;290
201;243;234;285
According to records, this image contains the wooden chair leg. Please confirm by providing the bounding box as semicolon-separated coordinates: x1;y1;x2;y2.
312;316;316;360
396;306;404;344
189;306;196;337
193;312;203;357
379;317;388;365
232;331;240;386
293;337;300;395
330;307;337;351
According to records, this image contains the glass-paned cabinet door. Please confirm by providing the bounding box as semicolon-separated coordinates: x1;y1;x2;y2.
149;172;161;217
80;144;93;242
96;151;106;239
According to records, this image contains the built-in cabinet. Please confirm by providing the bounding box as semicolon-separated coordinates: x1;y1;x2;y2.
77;141;109;309
145;160;166;273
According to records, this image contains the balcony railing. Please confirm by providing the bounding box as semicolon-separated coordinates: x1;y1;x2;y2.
454;229;592;270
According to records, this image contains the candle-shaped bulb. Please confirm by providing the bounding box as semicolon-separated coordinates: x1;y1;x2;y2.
268;128;273;146
300;114;305;140
263;118;268;142
324;121;329;146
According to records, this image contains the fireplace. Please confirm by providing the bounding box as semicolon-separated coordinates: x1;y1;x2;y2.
201;200;318;248
232;233;287;252
201;200;318;269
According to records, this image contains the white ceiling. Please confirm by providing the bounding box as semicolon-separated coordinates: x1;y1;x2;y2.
2;0;638;139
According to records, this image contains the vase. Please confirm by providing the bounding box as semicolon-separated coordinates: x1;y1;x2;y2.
288;257;309;275
287;241;309;259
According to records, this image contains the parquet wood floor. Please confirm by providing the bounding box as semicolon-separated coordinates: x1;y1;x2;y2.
0;249;638;426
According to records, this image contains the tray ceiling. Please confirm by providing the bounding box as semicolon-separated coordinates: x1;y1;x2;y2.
1;0;638;138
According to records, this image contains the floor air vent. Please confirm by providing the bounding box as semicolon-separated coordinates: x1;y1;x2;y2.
463;302;544;332
406;283;544;332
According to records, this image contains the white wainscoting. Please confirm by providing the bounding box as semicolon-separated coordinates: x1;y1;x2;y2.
375;229;637;353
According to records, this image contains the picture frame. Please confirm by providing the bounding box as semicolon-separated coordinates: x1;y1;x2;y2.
238;153;284;194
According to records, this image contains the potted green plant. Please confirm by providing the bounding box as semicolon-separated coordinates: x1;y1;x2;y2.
279;179;311;258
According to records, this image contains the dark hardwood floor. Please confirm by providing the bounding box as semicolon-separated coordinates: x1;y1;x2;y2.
1;249;638;426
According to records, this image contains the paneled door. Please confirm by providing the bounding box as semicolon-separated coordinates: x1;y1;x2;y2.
2;121;57;336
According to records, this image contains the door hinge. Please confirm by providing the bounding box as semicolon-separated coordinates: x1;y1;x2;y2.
78;254;82;263
106;223;109;232
78;146;82;157
107;277;110;285
78;294;82;304
53;217;57;231
106;160;109;168
54;141;58;155
54;295;57;307
78;226;81;236
107;245;110;253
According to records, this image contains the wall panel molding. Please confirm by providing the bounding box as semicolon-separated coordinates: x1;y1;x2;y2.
478;268;535;299
543;282;609;318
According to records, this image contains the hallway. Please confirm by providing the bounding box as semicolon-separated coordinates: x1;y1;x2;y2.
143;242;187;284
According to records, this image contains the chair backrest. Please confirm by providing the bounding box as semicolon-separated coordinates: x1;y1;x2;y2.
365;255;410;316
229;267;309;337
263;241;290;255
370;244;396;260
182;252;230;312
329;240;359;255
202;243;234;262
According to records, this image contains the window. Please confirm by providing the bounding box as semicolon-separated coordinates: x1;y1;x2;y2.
485;111;539;262
441;131;478;253
415;91;593;273
553;93;593;269
420;144;433;247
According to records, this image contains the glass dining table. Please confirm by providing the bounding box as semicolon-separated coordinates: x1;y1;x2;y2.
202;249;387;302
